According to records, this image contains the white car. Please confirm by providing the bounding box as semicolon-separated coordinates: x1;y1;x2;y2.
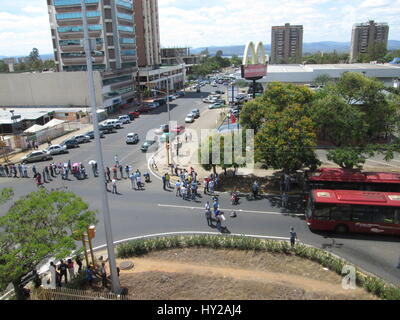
126;133;139;144
118;115;131;124
72;135;91;144
185;114;195;123
44;144;67;155
101;119;122;129
202;97;218;103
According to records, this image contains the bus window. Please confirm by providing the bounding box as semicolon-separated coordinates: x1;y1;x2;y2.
351;205;373;222
372;207;394;224
330;205;351;221
314;204;331;220
394;210;400;224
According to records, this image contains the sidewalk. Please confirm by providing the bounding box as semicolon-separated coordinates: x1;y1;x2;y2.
2;123;94;165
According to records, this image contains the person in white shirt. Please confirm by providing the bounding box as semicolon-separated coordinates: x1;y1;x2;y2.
111;179;117;194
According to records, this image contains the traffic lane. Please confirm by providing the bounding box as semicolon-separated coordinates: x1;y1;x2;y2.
1;176;399;285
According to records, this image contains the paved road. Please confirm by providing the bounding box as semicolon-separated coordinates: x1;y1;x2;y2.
0;84;399;287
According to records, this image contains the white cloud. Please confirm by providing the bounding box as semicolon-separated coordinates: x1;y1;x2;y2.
21;6;47;14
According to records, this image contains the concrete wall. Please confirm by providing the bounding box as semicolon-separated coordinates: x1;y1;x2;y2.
0;71;103;107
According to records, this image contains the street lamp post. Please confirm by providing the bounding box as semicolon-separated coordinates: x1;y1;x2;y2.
80;0;121;294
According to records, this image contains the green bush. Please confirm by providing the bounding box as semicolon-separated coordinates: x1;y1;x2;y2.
115;234;400;300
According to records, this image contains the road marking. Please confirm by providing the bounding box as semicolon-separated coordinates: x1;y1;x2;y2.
365;159;399;168
157;204;304;216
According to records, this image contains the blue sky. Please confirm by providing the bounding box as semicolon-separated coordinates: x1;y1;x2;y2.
0;0;399;56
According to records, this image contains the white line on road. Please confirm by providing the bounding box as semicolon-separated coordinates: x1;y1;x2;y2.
157;204;304;216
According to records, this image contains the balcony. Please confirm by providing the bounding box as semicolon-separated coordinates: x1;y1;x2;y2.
54;0;99;7
116;0;132;10
62;55;104;65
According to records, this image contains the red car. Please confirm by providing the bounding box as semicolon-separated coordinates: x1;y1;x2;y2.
128;111;140;119
171;125;185;134
136;105;152;113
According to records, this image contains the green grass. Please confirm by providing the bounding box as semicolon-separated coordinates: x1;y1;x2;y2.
116;234;400;300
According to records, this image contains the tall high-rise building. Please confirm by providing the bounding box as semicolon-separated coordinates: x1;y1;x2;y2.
134;0;161;68
350;20;389;62
47;0;138;108
270;23;303;64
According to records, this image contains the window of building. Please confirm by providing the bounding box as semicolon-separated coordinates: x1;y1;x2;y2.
56;11;100;20
58;25;101;33
121;49;136;56
118;25;134;33
120;38;135;44
116;0;132;9
54;0;98;6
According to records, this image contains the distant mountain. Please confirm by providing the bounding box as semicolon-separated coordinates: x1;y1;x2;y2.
0;53;54;61
191;40;400;56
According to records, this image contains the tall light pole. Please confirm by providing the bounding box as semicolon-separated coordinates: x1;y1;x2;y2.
80;0;121;294
152;85;171;165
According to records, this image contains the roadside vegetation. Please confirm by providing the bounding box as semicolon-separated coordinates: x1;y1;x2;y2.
116;235;400;300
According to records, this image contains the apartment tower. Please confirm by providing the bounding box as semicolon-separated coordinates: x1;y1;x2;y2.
270;23;303;64
350;20;389;62
134;0;161;68
47;0;139;107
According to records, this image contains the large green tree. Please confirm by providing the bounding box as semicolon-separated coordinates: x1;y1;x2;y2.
255;105;320;173
0;189;97;300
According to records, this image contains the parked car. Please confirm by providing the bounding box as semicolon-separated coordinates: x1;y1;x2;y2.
126;133;139;144
209;103;225;109
215;99;226;104
85;131;104;139
99;124;115;134
118;115;131;124
185;114;195;123
202;97;218;103
72;135;91;144
61;138;79;149
191;109;200;118
136;105;152;113
100;119;122;129
21;151;52;163
44;144;67;155
215;90;225;94
171;125;185;134
175;91;185;97
128;111;140;119
140;140;155;152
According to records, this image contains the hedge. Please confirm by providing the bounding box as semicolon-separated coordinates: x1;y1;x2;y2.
116;234;400;300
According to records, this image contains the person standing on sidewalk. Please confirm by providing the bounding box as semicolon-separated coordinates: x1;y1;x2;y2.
290;227;298;248
112;165;118;180
106;166;111;182
205;201;212;226
86;266;93;286
114;154;119;167
119;164;124;179
58;260;68;284
101;262;107;287
165;173;171;188
17;163;23;178
75;256;83;273
67;259;74;281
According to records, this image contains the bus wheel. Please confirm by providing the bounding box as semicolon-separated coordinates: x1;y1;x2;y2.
334;224;348;234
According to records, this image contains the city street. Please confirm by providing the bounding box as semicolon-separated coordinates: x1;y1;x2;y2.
0;84;399;287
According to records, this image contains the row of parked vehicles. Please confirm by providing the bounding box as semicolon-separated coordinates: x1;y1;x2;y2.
20;113;141;163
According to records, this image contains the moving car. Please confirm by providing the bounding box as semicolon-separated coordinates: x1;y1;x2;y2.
21;151;52;163
72;135;91;144
155;124;169;135
171;125;185;134
209;103;225;109
61;138;79;149
140;140;155;152
185;114;195;123
85;131;104;139
118;115;131;124
191;109;200;118
44;144;67;155
126;133;139;144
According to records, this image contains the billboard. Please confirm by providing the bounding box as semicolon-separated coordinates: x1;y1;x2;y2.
241;64;267;79
241;41;268;80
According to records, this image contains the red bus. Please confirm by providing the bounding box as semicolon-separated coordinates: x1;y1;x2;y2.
306;168;400;192
306;189;400;236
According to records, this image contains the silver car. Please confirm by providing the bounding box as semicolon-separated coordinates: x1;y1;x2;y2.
21;151;52;163
72;135;91;144
44;144;67;155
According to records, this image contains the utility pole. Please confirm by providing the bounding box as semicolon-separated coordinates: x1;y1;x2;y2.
80;0;121;294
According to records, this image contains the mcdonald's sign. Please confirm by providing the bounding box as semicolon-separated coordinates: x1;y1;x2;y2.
241;41;267;80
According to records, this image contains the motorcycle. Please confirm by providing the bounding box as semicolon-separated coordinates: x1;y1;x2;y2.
231;192;239;205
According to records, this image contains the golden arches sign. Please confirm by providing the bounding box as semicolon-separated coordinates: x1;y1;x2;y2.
242;41;266;66
241;41;267;79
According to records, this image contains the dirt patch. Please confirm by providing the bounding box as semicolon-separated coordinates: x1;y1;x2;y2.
109;248;376;300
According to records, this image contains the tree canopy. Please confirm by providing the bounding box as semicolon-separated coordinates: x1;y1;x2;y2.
0;189;97;299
